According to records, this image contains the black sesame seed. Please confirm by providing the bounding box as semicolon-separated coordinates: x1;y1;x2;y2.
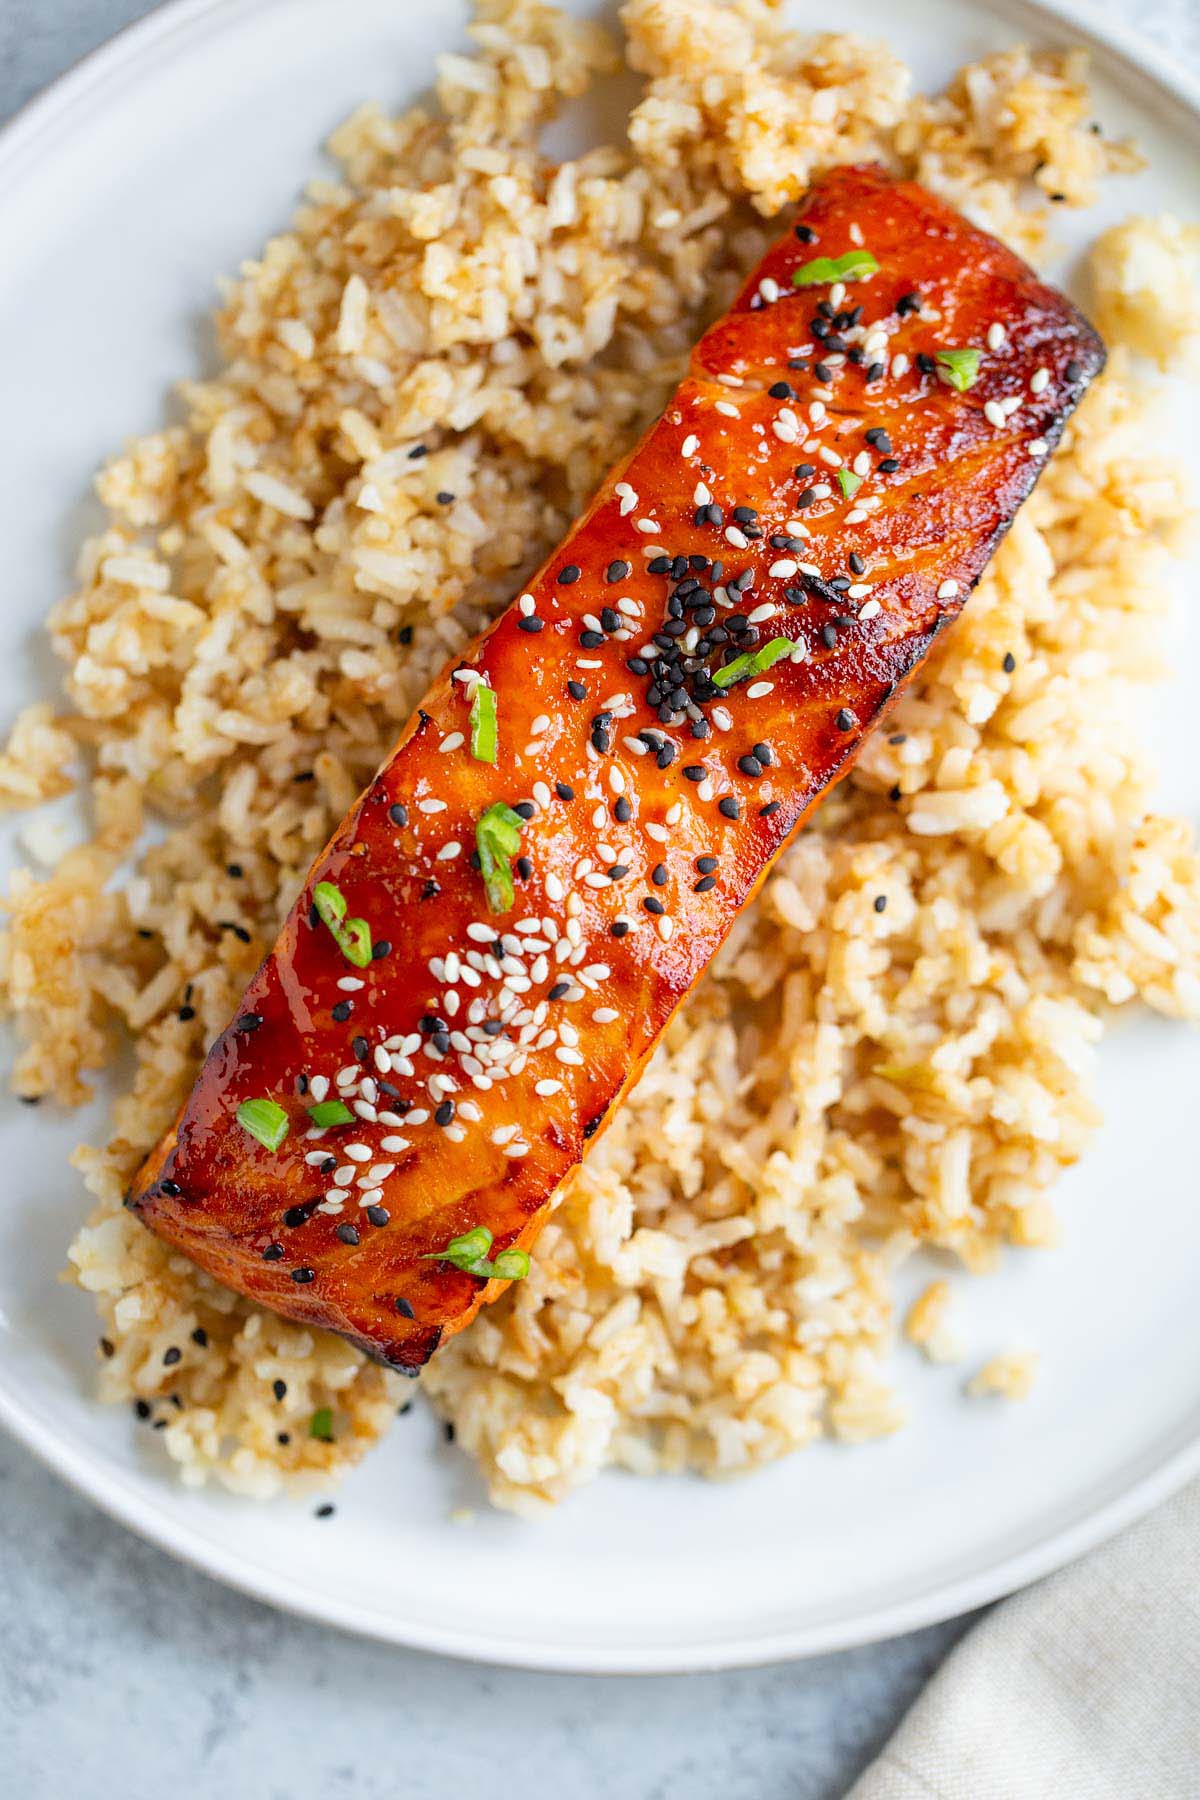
352;1035;369;1061
607;864;629;881
270;1378;287;1401
865;428;891;452
606;560;632;582
555;781;575;802
794;464;815;480
916;352;936;375
135;1399;152;1420
1003;651;1017;674
836;708;856;731
651;863;669;887
683;764;705;781
1066;359;1082;382
518;615;544;633
600;607;620;633
557;563;581;584
643;895;665;915
366;1205;390;1227
262;1243;284;1261
388;802;408;828
821;623;839;650
331;1001;352;1023
434;1100;455;1126
372;939;392;961
163;1346;182;1367
694;875;717;893
567;679;586;701
291;1267;316;1284
760;800;781;817
848;553;866;575
315;1504;336;1519
580;630;604;648
513;801;535;819
889;784;902;803
648;555;671;574
515;856;533;881
177;1004;195;1021
896;290;922;316
696;855;718;874
738;754;763;779
874;895;888;913
718;797;740;820
407;443;428;459
548;981;571;1000
795;223;817;242
813;362;833;383
436;491;455;505
283;1205;310;1229
160;1178;182;1197
878;457;900;473
395;1296;415;1319
614;796;632;823
866;362;885;382
768;381;794;400
752;742;773;765
795;489;815;509
610;920;630;938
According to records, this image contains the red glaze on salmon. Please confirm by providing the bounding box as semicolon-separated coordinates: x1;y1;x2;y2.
127;166;1104;1371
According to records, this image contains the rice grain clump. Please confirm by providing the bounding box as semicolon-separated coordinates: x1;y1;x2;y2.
0;0;1197;1506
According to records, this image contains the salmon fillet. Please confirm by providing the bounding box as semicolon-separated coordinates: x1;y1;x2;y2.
127;165;1104;1370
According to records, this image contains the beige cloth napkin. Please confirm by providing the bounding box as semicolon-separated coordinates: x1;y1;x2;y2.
848;1481;1200;1799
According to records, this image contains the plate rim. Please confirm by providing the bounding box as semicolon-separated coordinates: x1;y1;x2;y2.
0;0;1198;1674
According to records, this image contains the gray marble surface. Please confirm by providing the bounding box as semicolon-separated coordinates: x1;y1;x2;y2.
0;1;1189;1796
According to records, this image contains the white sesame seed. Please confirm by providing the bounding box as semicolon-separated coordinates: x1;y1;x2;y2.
891;353;910;378
437;841;461;861
645;821;669;843
657;916;674;942
711;705;733;731
305;1150;331;1167
725;526;749;549
334;1167;355;1187
502;1141;529;1158
746;681;773;699
336;977;363;994
853;451;871;477
845;507;868;524
635;518;658;534
808;401;826;424
986;322;1006;350
693;482;712;506
336;1065;357;1088
556;1046;584;1065
681;433;699;457
818;447;842;468
444;1124;466;1143
858;599;882;621
714;400;739;418
937;579;960;599
406;1109;429;1125
592;1007;619;1024
697;778;715;802
309;1075;329;1103
849;222;864;246
534;1078;562;1096
546;873;564;903
518;593;535;616
419;798;446;814
759;276;780;303
984;399;1006;428
609;767;625;794
380;1135;409;1152
439;732;464;754
768;560;797;579
617;597;639;617
1027;437;1048;457
533;781;551;810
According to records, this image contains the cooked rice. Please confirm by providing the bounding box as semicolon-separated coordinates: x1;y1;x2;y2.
0;0;1196;1508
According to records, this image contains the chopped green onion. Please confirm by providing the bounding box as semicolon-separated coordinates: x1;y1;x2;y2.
422;1225;530;1282
468;681;498;764
307;1099;355;1128
935;347;983;392
236;1097;289;1152
312;879;373;967
712;636;800;690
475;802;525;914
308;1406;334;1441
837;468;862;499
793;249;879;287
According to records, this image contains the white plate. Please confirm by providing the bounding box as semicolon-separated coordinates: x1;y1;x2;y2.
0;0;1198;1674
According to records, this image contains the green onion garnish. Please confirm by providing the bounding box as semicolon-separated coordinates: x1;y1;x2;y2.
935;348;983;392
422;1225;530;1282
793;249;879;287
308;1100;355;1128
475;802;525;914
837;468;862;499
308;1406;334;1441
236;1097;289;1152
712;636;799;690
312;879;372;968
468;681;498;764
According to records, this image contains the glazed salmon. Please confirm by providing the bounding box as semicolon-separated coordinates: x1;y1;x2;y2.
128;165;1104;1371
